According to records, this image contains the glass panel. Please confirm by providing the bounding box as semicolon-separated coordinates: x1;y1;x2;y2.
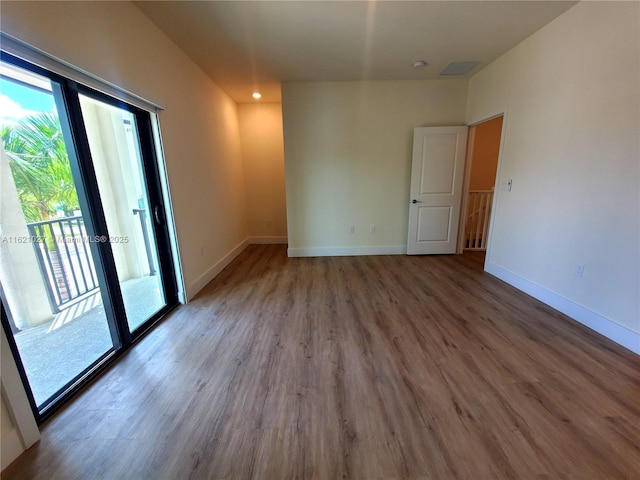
0;61;114;407
78;95;166;332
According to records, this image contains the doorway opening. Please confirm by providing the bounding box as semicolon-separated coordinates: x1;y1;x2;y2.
459;115;503;253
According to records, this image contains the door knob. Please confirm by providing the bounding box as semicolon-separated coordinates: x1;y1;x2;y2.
412;199;422;204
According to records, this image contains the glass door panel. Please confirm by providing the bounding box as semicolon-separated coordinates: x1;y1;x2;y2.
0;61;115;408
78;95;166;332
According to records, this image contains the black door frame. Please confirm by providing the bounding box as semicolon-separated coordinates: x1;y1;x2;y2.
0;52;178;423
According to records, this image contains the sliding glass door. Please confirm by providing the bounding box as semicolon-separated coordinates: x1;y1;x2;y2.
78;93;168;332
0;60;116;409
0;53;177;420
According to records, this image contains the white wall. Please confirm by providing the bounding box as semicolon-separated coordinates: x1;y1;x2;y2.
466;1;640;352
0;1;248;300
0;395;19;470
0;145;52;328
282;80;468;256
1;328;40;471
238;103;287;241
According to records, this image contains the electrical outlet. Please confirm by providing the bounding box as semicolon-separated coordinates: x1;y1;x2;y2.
575;264;585;277
370;225;376;234
349;226;355;234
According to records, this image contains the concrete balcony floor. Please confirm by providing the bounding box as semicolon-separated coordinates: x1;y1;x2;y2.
13;276;163;406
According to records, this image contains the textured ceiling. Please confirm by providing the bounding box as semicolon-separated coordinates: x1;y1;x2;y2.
135;1;577;103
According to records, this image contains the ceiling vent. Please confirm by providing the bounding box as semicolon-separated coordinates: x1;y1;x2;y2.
440;61;481;76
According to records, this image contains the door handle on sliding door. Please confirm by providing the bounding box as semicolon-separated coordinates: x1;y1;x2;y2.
154;205;163;225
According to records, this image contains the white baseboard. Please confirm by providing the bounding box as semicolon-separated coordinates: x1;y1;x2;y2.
485;261;640;355
186;238;250;300
288;245;406;257
248;236;288;245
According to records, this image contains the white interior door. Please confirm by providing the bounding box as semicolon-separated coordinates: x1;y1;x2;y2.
407;126;468;255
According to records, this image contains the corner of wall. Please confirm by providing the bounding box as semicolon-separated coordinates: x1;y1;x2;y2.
186;237;250;300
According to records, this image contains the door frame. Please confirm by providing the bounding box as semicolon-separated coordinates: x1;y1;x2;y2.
0;52;179;423
457;109;509;267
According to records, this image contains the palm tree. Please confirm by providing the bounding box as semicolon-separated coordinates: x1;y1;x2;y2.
1;113;79;223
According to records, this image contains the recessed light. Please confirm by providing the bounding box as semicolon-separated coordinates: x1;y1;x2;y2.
413;60;427;69
252;92;262;100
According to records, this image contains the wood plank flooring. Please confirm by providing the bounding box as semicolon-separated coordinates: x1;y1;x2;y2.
3;245;639;479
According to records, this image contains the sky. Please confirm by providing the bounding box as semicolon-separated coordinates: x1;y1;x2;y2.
0;78;57;124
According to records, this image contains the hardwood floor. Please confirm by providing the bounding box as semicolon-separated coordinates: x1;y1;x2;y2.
4;245;639;479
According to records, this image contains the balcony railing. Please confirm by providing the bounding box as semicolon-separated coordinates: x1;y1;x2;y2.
26;216;99;313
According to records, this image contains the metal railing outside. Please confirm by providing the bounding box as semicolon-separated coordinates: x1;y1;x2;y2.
26;215;99;313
